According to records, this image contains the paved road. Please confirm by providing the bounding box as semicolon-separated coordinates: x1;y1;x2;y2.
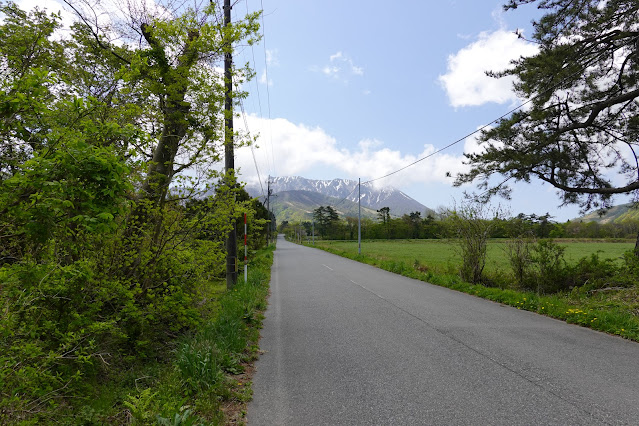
248;236;639;425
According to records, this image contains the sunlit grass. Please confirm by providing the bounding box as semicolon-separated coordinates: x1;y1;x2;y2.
314;239;633;272
69;246;274;425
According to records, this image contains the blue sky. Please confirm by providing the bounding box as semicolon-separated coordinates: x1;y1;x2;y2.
23;0;624;221
233;0;592;220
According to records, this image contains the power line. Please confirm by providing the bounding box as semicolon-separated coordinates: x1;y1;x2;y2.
239;98;265;198
332;182;360;209
361;54;606;187
244;1;264;128
362;100;532;186
259;0;277;176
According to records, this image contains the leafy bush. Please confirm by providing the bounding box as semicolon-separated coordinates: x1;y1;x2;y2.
506;235;534;288
569;253;620;290
445;202;501;284
530;239;569;293
509;240;634;294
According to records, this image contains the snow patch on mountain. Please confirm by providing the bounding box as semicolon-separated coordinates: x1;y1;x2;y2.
247;176;434;217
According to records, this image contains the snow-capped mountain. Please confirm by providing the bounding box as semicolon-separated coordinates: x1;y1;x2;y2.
247;176;434;218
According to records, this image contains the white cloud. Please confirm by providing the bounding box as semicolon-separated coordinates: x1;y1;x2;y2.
259;69;273;86
265;49;279;67
15;0;76;32
439;29;538;107
321;66;340;78
235;115;473;190
312;51;364;81
329;51;343;61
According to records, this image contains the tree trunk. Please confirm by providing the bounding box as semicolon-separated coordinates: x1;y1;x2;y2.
139;23;198;205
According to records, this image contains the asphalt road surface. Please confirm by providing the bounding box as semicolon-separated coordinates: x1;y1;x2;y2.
248;236;639;425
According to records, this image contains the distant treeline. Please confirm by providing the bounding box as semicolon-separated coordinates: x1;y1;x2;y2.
279;208;639;241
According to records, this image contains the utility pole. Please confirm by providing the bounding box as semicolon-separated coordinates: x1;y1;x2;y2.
224;0;237;289
358;178;361;255
244;213;248;283
266;177;273;244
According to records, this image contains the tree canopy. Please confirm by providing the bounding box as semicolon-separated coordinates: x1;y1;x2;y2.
455;0;639;212
313;205;339;237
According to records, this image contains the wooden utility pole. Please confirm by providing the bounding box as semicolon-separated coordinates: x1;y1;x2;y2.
224;0;237;289
358;178;361;255
266;177;272;244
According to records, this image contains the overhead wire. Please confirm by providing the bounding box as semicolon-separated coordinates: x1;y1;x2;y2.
229;2;263;199
361;100;532;186
260;24;601;222
239;98;266;198
332;182;361;209
321;58;600;217
259;0;277;177
361;47;610;187
244;0;266;164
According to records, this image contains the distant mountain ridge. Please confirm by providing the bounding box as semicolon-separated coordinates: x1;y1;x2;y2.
270;176;433;216
245;176;435;222
576;203;639;224
269;190;380;222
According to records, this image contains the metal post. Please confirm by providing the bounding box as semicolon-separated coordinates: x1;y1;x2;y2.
266;177;272;244
244;213;248;283
358;178;361;255
312;220;315;245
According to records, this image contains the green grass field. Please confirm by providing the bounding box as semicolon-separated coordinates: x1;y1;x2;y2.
314;239;635;274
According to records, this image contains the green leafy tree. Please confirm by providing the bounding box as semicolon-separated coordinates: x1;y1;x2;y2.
0;2;262;420
313;205;339;238
455;0;639;251
345;216;358;240
63;0;260;205
377;206;391;238
422;214;439;238
402;211;422;238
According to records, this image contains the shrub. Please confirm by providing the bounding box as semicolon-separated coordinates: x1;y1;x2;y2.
569;253;620;291
530;239;569;293
506;235;535;288
444;201;501;284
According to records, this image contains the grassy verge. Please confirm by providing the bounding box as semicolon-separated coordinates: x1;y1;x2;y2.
63;245;274;425
308;240;639;343
311;239;634;273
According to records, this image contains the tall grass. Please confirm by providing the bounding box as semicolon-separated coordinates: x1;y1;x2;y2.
59;245;274;425
176;265;270;394
167;247;272;423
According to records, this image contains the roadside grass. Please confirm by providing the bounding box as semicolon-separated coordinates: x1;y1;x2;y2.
308;239;639;343
66;245;274;425
313;239;634;274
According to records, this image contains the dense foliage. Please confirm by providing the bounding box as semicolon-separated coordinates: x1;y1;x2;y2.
0;1;268;422
280;206;639;242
